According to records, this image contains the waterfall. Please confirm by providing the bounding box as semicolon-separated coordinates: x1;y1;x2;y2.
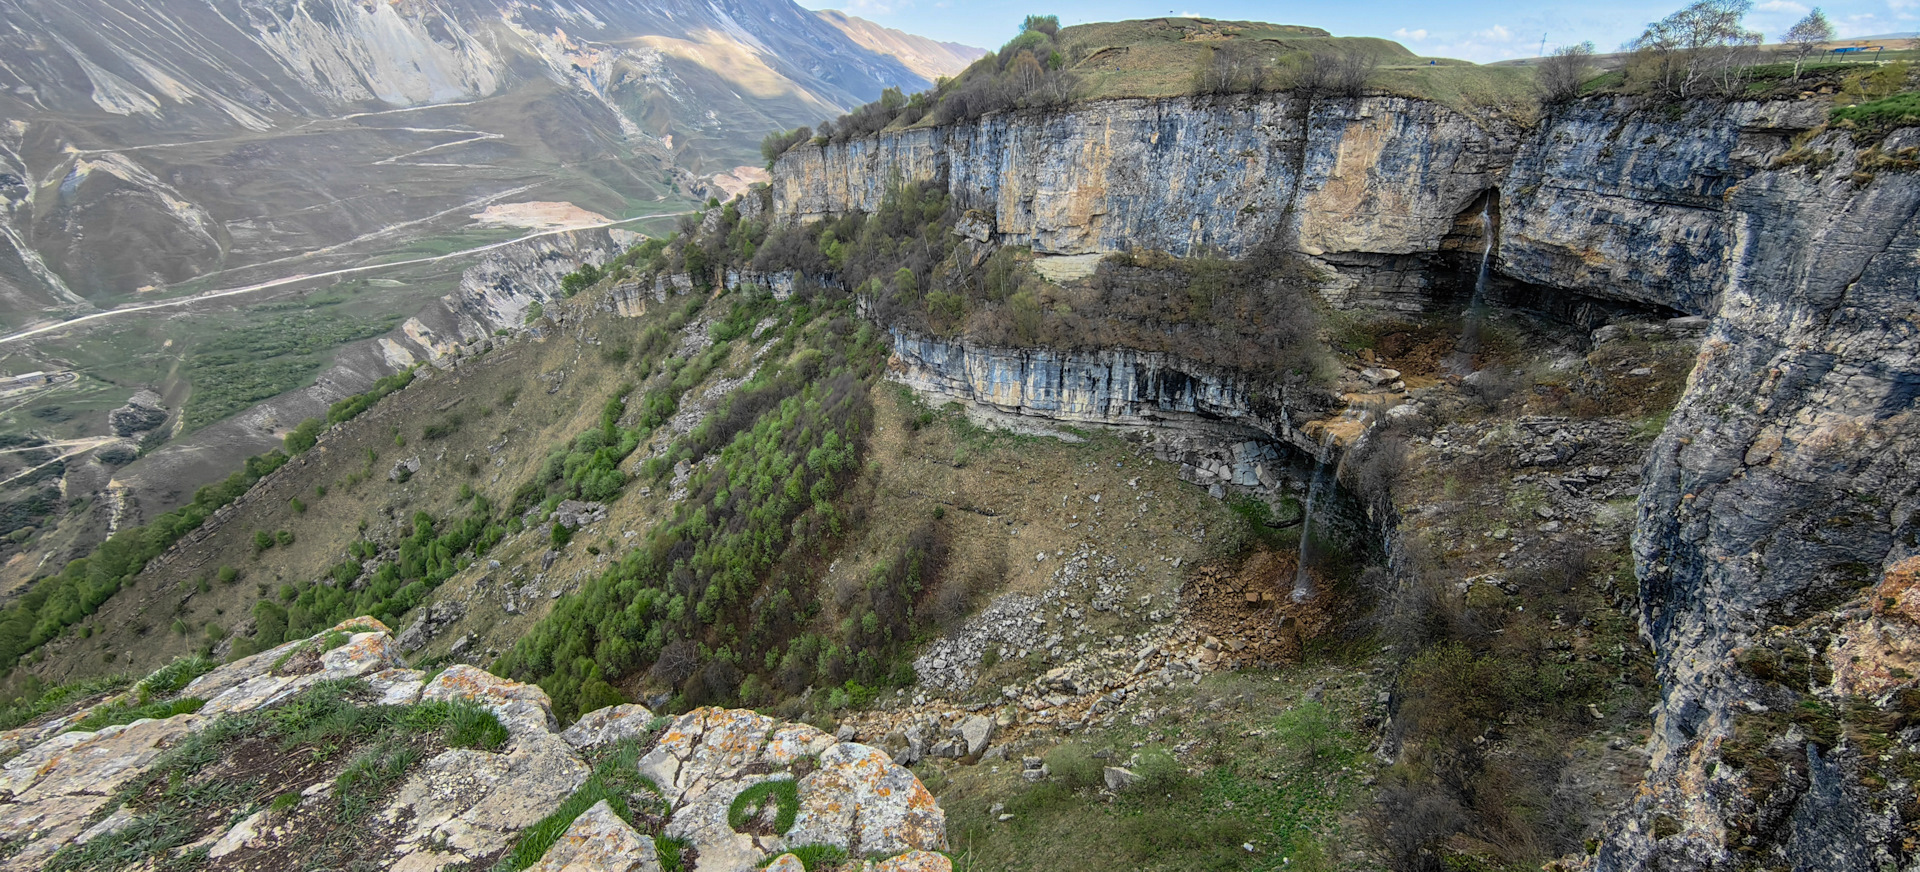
1447;203;1496;376
1292;409;1378;603
1292;428;1340;603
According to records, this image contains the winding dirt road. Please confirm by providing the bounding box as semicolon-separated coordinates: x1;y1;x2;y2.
0;211;688;348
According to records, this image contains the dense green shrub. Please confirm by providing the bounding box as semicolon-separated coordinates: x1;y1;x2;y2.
560;262;604;297
242;500;510;651
495;297;893;719
761;127;813;167
184;309;401;432
284;417;323;454
328;371;415;425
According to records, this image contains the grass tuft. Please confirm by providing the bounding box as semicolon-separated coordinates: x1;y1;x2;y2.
401;699;511;751
759;844;849;870
138;656;216;697
727;778;799;834
0;674;133;730
64;697;205;733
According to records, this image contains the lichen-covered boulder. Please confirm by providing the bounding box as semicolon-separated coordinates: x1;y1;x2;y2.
789;742;947;856
765;854;807;872
0;625;953;872
530;799;661;872
636;707;946;869
561;704;657;751
421;664;557;739
867;851;954;872
0;715;205;870
189;617;404;718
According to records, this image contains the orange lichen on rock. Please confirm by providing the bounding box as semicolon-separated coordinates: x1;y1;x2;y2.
869;850;955;872
1829;557;1920;697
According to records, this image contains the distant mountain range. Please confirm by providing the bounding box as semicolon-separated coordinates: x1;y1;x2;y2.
0;0;978;320
816;10;987;82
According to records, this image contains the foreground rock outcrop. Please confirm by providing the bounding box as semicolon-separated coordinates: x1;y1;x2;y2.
0;619;951;872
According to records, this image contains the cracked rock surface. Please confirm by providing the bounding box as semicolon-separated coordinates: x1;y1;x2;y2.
0;620;950;872
638;706;947;870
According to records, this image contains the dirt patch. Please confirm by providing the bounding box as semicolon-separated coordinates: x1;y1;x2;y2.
212;732;444;871
271;645;322;676
470;202;612;231
705;166;770;200
1182;549;1337;667
1368;322;1468;387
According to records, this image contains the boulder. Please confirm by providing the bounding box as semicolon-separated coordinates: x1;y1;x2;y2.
1358;367;1401;386
107;390;168;436
637;707;945;867
530;800;661;872
193;618;404;718
561;704;658;751
868;851;955;872
788;742;948;856
422;665;558;739
389;456;422;482
553;500;609;529
396;601;466;653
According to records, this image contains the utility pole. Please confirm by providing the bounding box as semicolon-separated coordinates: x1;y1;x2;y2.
1538;33;1548;57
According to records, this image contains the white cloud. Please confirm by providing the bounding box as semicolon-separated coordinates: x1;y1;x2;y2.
1425;23;1541;62
840;0;907;14
1891;0;1917;11
1833;11;1886;36
1393;28;1429;41
1756;0;1810;12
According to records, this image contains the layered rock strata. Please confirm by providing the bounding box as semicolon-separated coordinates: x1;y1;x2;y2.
1602;132;1920;870
773;94;1824;319
888;328;1332;487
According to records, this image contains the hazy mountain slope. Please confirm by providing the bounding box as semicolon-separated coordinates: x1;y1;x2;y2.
814;9;986;81
0;0;937;319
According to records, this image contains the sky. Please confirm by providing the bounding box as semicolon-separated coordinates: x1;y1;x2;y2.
797;0;1917;63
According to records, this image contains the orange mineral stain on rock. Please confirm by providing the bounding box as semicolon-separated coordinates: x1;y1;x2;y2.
1829;557;1920;697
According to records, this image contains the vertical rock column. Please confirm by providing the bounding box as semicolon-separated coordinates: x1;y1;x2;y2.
1611;139;1920;869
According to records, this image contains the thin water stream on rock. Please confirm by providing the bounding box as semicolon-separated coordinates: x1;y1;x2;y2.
1447;203;1495;376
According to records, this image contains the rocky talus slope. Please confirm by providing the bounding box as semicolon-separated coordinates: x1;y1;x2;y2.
769;91;1920;868
0;620;951;871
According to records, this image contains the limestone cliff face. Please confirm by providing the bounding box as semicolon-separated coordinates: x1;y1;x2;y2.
888;330;1335;493
772;94;1828;319
1499;100;1825;316
1606;131;1920;871
775;94;1512;309
773;91;1920;869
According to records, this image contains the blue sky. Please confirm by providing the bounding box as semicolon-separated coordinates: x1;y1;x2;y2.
798;0;1916;63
